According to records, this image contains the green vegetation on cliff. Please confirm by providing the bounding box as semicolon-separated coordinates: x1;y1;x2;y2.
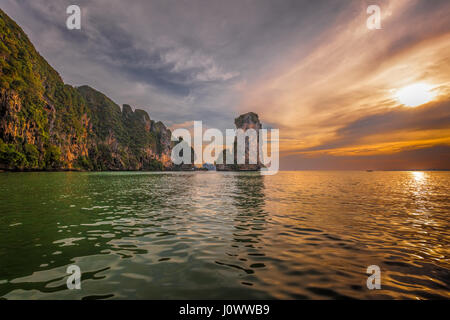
0;9;171;171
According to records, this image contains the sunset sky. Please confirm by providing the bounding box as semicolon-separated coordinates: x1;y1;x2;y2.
2;0;450;170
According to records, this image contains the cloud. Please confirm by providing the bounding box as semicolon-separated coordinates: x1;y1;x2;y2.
281;145;450;171
237;0;450;168
298;99;450;153
2;0;449;169
1;0;244;125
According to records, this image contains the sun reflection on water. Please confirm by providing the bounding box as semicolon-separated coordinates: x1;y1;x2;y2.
0;171;449;299
411;171;425;182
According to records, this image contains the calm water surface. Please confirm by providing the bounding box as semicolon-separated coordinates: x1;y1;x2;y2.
0;171;449;299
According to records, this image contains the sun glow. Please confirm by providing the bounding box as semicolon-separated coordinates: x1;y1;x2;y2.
395;83;435;107
411;171;425;182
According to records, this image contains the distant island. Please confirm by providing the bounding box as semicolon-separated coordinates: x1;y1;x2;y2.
216;112;264;172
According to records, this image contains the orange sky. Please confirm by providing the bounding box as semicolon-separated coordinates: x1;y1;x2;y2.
4;0;449;169
237;0;450;169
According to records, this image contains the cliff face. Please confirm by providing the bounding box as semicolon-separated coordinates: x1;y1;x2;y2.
150;120;173;168
0;9;173;171
76;85;173;171
216;112;263;171
234;112;262;132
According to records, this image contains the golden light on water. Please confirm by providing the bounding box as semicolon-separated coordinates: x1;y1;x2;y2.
395;83;435;107
411;171;425;182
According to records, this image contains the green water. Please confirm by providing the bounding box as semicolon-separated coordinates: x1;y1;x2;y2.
0;171;449;299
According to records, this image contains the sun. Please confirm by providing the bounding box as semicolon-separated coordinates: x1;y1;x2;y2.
395;83;435;107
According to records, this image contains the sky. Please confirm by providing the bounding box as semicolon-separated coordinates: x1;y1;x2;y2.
2;0;450;170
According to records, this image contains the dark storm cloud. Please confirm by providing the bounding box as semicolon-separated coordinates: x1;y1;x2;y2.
338;101;450;137
0;0;350;128
298;100;450;153
379;0;450;60
282;145;450;171
4;0;237;96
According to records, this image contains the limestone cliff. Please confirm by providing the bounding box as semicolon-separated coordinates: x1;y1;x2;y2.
216;112;263;171
0;9;174;171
